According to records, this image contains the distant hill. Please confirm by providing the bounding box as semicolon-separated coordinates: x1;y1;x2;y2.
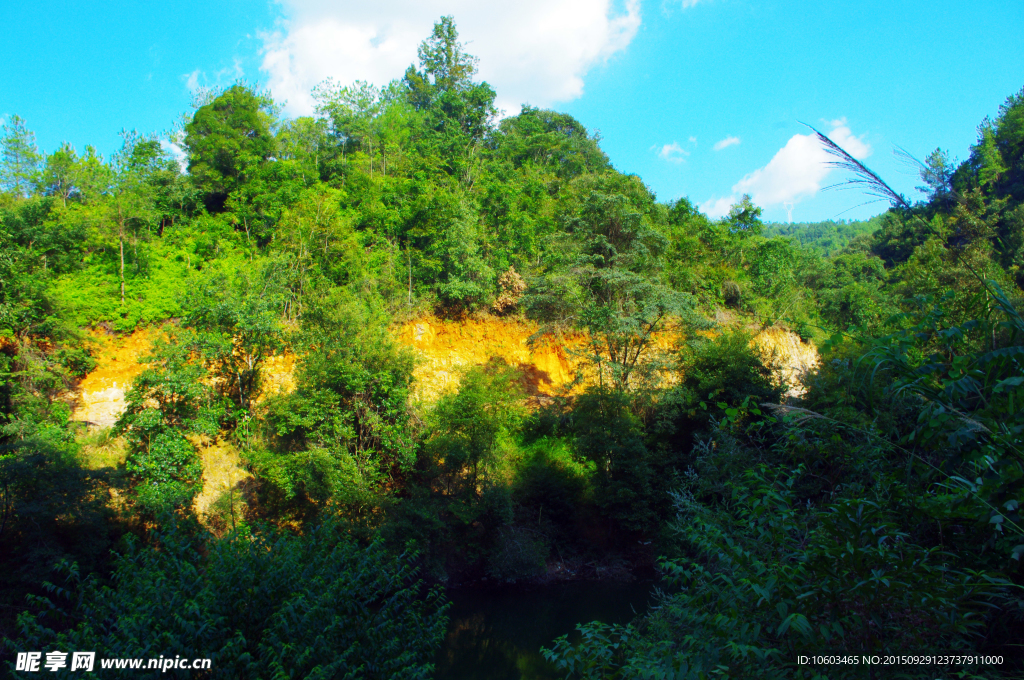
763;214;885;256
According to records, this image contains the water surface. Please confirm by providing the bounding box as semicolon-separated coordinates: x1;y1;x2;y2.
435;579;655;680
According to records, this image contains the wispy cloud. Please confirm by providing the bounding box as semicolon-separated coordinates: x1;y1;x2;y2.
698;195;735;218
160;139;188;172
700;119;872;220
184;69;201;92
181;59;245;96
261;0;642;116
713;135;740;151
654;141;689;163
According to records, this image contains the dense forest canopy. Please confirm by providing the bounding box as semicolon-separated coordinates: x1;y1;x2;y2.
3;16;1024;679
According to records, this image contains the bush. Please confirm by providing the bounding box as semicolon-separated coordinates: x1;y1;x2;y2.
663;327;783;433
488;526;548;583
115;341;219;516
10;519;449;679
571;388;657;534
544;466;1011;679
512;438;591;533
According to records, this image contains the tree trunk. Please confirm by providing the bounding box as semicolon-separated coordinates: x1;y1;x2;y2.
119;226;125;305
407;244;413;306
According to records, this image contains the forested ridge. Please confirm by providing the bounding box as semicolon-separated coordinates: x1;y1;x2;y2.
3;16;1024;679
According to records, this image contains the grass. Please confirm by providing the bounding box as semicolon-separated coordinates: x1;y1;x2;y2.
77;426;126;470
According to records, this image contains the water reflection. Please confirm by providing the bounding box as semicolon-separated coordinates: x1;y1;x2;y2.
435;579;655;680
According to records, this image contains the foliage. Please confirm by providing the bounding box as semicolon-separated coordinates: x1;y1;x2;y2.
668;328;784;429
184;84;278;212
183;264;287;413
859;280;1024;561
10;519;449;679
1;115;41;197
426;362;525;497
569;388;659;534
252;290;415;519
545;465;1007;678
763;216;883;256
528;173;709;393
5;19;1024;677
115;339;219;515
0;441;121;639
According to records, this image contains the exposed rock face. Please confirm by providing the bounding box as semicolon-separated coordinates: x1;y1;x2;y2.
72;328;160;428
396;318;820;402
69;319;821;427
71;328;297;427
396;317;583;401
752;327;821;397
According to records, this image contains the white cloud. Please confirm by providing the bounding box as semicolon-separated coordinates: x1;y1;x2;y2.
655;141;689;163
260;0;641;117
826;122;871;161
688;135;697;144
700;119;871;219
160;139;188;172
182;59;245;95
699;195;735;219
713;135;740;151
184;69;201;92
731;133;831;207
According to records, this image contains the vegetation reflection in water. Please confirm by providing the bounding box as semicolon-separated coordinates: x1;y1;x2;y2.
435;579;656;680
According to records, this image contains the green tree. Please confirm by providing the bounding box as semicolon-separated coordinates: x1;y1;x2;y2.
570;387;657;533
918;147;957;209
427;364;524;497
253;290;415;518
276;115;330;183
313;79;404;178
184;84;277;211
0;115;41;197
528;174;709;394
726;193;764;267
101;133;157;305
115;341;217;515
11;520;449;679
415;16;479;93
37;143;79;206
403;17;497;183
183;265;286;413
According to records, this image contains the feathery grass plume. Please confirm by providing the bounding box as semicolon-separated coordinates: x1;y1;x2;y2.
801;122;910;209
759;402;825;425
893;144;927;178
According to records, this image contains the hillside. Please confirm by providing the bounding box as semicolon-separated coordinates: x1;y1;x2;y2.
763;214;885;255
3;16;1024;679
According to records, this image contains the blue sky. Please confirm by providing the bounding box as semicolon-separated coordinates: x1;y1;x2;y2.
3;0;1022;222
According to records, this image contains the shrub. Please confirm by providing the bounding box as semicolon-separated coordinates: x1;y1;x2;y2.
10;519;449;679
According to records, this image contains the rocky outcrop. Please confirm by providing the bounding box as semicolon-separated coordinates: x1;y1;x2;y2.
752;327;821;397
70;318;821;427
72;328;160;428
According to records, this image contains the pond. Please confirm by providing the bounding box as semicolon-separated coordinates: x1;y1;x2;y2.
434;578;657;680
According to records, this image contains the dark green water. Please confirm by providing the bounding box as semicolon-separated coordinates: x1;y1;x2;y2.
434;579;656;680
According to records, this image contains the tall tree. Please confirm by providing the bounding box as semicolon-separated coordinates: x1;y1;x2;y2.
917;147;956;209
102;133;156;305
38;143;79;206
528;174;709;394
313;79;397;176
403;17;496;184
416;16;479;93
0;115;41;197
184;84;277;211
